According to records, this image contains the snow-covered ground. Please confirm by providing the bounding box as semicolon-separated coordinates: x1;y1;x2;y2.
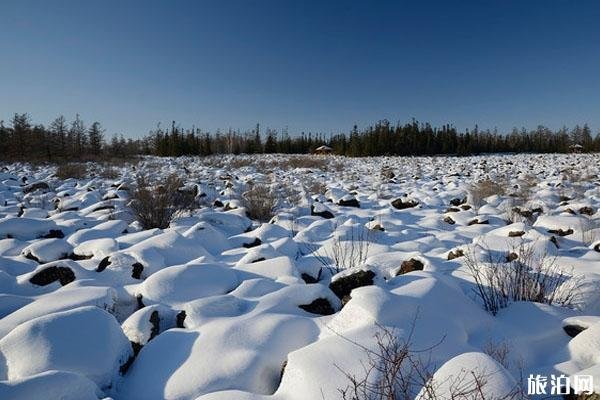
0;153;599;399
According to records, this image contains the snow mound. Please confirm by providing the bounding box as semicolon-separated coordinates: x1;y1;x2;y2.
0;306;132;389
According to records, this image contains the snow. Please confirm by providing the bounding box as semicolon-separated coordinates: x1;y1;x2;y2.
0;153;599;398
0;306;132;389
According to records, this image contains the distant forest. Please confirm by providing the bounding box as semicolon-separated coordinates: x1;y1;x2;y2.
1;113;599;162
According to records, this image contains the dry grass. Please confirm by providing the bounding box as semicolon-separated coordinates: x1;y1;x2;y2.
468;179;505;209
464;241;583;315
242;183;278;222
55;163;87;180
312;226;371;273
579;217;600;246
130;174;196;229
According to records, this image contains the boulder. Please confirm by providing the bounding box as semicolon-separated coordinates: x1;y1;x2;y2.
391;198;419;209
299;298;335;315
396;258;424;275
29;265;75;286
329;270;375;304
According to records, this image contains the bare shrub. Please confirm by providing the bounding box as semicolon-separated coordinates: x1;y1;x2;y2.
55;163;87;180
303;179;328;196
242;183;277;222
512;175;537;205
468;179;505;209
336;322;523;400
277;183;303;209
337;322;435;400
464;242;583;315
313;226;371;273
482;338;511;370
579;217;599;246
130;174;196;229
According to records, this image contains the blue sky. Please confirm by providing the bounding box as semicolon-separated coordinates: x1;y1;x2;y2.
1;0;599;137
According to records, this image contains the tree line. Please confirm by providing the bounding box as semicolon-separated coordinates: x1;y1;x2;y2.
1;113;599;162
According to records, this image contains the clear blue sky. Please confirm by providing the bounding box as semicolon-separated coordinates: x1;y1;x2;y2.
1;0;599;138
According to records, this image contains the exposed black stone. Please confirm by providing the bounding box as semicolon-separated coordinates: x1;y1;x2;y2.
301;273;319;284
450;197;466;206
131;263;144;279
338;198;360;208
563;324;586;338
42;229;65;239
149;310;160;341
396;258;424;275
29;266;75;286
299;298;335;315
329;270;375;301
311;205;334;219
176;310;186;328
96;256;111;272
242;237;262;248
391;198;419;209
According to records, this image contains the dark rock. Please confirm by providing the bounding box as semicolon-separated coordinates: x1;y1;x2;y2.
119;351;136;375
131;342;143;356
548;228;574;237
42;229;64;239
450;197;467;207
563;324;586;338
213;200;224;207
311;205;334;219
23;181;50;194
444;216;456;225
579;206;594;216
91;204;115;212
250;257;266;263
370;224;385;231
550;235;560;248
29;266;75;286
96;256;111;272
69;253;93;261
329;270;375;301
445;207;460;213
224;203;237;211
468;219;489;226
508;231;525;237
506;252;519;262
338;198;360;208
460;204;472;211
299;298;335;315
242;237;262;248
396;258;424;275
513;208;533;219
131;263;144;279
447;249;464;260
391;198;419;210
23;252;41;263
279;360;288;384
149;310;160;341
301;273;319;284
136;294;145;309
176;310;186;328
